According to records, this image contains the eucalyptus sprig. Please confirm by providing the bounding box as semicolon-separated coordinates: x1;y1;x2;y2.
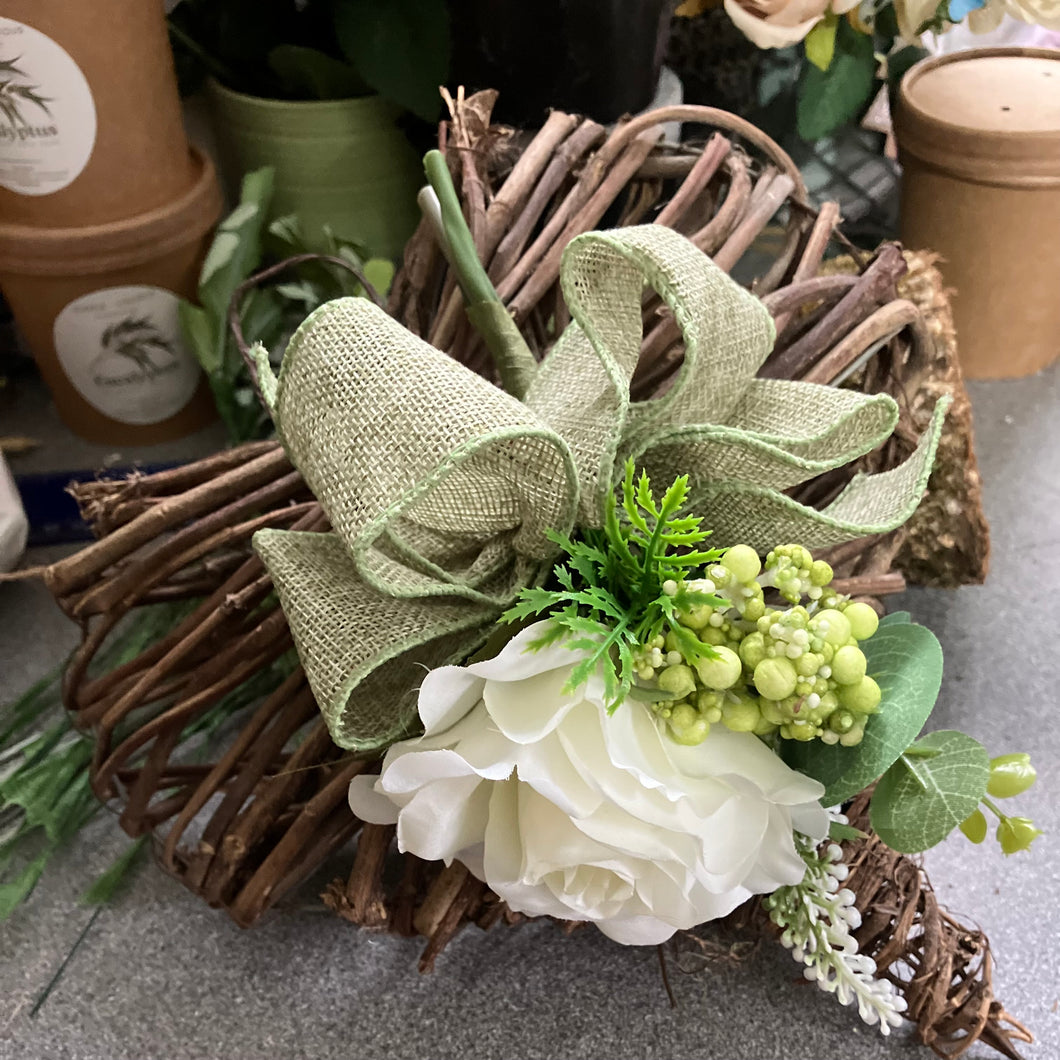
501;462;725;711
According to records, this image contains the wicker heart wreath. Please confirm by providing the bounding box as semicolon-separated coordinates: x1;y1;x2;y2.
37;97;1032;1058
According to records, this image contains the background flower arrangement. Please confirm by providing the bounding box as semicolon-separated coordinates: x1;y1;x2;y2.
678;0;1060;140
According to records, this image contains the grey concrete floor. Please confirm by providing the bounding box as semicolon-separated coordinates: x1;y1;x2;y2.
1;362;1057;1060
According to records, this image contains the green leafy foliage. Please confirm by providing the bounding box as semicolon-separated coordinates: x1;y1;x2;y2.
79;838;148;906
502;462;723;711
796;19;877;141
804;13;839;72
0;604;296;919
828;820;868;842
179;168;392;444
783;621;944;805
333;0;451;121
870;730;989;853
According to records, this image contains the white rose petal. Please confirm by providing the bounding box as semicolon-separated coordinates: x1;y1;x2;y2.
348;621;828;945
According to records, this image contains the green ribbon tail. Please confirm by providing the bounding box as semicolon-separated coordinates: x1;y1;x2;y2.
688;395;951;549
254;529;496;751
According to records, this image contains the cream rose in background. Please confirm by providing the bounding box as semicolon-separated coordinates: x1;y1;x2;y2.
349;622;828;946
723;0;861;48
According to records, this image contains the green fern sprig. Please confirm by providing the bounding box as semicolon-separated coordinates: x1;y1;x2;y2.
501;461;726;711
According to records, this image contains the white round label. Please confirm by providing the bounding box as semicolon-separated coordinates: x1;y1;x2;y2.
53;286;202;425
0;17;97;196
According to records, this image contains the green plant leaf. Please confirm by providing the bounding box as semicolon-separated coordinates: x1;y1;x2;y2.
796;18;877;141
870;730;989;853
198;167;275;324
879;610;911;626
0;851;50;919
363;257;395;298
333;0;450;121
804;12;838;72
828;820;868;842
177;301;218;373
267;44;369;101
783;621;944;805
80;837;148;906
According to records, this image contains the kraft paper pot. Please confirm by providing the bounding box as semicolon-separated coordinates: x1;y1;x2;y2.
0;147;222;445
208;81;422;262
896;48;1060;380
0;2;195;227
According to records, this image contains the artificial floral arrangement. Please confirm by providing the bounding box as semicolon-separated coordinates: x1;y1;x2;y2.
246;206;1039;1038
10;97;1030;1056
677;0;1060;139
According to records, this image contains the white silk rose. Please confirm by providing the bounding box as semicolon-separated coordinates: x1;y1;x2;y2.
349;622;828;946
724;0;860;48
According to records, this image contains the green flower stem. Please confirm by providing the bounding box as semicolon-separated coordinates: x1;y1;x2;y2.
422;150;537;401
981;796;1007;821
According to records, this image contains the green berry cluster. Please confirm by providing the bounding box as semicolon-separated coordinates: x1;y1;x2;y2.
639;543;883;748
959;753;1042;855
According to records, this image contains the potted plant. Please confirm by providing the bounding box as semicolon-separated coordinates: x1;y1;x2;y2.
168;0;451;262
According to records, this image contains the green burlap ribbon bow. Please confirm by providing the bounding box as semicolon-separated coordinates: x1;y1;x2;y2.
252;225;948;751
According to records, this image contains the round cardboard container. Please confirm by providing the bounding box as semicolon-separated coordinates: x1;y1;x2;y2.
0;148;221;444
895;48;1060;379
0;2;195;226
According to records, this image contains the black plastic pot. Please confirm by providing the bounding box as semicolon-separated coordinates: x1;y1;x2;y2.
449;0;673;126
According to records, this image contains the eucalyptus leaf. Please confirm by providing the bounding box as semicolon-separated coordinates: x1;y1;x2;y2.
870;730;989;853
796;19;876;141
783;622;944;805
879;610;911;626
333;0;450;122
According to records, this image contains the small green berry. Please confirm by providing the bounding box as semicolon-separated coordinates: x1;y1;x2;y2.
812;609;851;647
695;645;742;690
987;753;1037;799
721;694;760;732
809;560;833;587
838;676;881;714
996;816;1042;855
739;632;767;670
699;626;729;647
959;809;988;844
721;544;761;584
743;597;766;622
658;664;697;700
843;601;880;641
759;698;786;725
839;717;866;746
831;645;867;686
829;710;856;734
678;605;713;631
753;656;797;701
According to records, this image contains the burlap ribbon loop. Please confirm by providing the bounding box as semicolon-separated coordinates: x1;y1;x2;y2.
253;225;948;750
